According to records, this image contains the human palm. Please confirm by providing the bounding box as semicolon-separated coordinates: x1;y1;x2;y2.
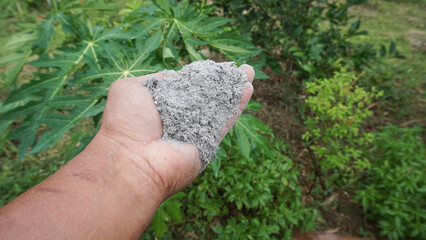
98;66;254;197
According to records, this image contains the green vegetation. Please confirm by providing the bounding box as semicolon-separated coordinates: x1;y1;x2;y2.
355;124;426;239
214;0;381;80
145;109;317;239
302;70;383;190
1;0;425;239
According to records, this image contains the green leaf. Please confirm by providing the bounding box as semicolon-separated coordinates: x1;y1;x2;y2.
235;122;251;159
236;114;270;149
209;40;254;55
380;44;386;57
8;123;38;160
292;51;304;57
301;64;316;74
131;31;163;70
0;120;11;153
29;100;98;155
162;21;179;63
389;41;396;55
246;100;263;111
348;20;360;34
151;208;168;237
33;16;55;52
211;148;225;177
164;200;182;222
0;31;36;89
199;17;231;33
289;46;302;52
131;17;167;38
182;36;205;61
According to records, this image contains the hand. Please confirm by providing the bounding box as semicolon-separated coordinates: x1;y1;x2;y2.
0;65;254;239
98;65;255;198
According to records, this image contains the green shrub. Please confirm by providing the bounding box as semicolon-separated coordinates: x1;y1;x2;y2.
213;0;387;80
140;102;317;239
302;70;383;189
143;107;317;239
355;124;426;240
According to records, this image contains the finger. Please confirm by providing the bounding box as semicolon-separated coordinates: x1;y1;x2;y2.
219;85;253;141
218;65;255;141
240;64;255;83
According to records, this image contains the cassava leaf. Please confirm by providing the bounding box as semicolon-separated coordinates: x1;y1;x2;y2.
0;31;36;89
131;0;261;68
162;21;180;63
29;99;100;155
1;0;264;163
235;123;251;159
32;16;55;52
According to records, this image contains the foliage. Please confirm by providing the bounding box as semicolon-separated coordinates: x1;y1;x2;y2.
1;0;305;239
348;0;426;123
142;103;317;239
213;0;394;80
302;70;383;189
0;141;66;206
125;0;262;73
0;31;36;93
149;192;186;237
0;0;259;161
143;103;317;239
355;124;426;240
1;1;424;239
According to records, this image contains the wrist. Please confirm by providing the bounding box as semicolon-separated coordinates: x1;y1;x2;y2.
82;131;167;203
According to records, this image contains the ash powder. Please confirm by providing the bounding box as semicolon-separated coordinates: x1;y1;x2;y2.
143;60;250;166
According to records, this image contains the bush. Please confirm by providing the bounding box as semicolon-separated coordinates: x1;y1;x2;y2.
355;124;426;240
302;70;383;190
213;0;385;80
143;109;317;239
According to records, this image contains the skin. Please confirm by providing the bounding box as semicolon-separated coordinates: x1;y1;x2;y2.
0;65;254;240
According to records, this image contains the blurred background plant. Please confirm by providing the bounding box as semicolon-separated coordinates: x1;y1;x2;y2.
355;124;426;240
1;0;424;239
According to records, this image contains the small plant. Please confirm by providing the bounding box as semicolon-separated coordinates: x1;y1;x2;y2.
355;124;426;240
302;70;383;189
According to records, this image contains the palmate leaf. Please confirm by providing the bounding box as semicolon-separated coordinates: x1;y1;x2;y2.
234;114;272;159
1;21;164;159
0;31;35;90
31;0;117;53
2;0;265;163
131;0;262;70
73;32;164;87
57;0;117;11
29;32;164;157
163;21;180;63
32;16;55;52
28;99;103;155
